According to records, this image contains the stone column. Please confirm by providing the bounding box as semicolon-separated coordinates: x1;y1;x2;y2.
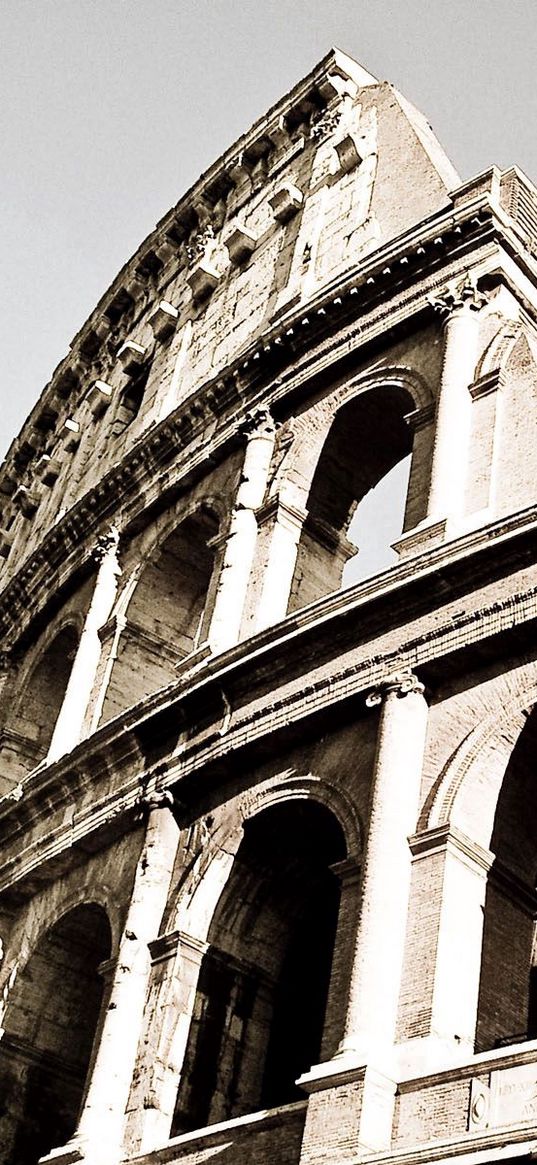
426;277;488;525
50;794;180;1165
337;670;428;1060
208;408;276;654
47;527;121;763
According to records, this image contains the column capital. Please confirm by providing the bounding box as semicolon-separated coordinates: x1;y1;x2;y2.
140;789;176;814
427;274;489;322
240;405;275;440
366;669;425;707
93;523;120;565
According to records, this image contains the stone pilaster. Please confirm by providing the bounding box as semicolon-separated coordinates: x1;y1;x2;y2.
43;794;180;1165
47;527;121;763
209;408;276;653
338;670;428;1060
299;672;427;1164
426;276;489;525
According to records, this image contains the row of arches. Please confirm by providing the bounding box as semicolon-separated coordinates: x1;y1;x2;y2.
0;372;426;791
5;680;537;1165
0;796;348;1164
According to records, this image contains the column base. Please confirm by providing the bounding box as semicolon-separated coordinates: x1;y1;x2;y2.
298;1057;396;1162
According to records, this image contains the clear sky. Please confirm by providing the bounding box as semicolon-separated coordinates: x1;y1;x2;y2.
1;0;536;460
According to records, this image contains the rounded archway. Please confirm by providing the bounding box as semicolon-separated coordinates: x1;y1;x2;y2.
101;507;220;722
288;383;415;610
172;798;346;1134
0;623;79;790
0;903;111;1165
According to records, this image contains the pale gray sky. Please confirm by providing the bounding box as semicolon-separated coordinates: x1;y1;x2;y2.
1;0;536;460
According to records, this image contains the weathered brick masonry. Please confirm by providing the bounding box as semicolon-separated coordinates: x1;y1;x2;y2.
2;47;537;1165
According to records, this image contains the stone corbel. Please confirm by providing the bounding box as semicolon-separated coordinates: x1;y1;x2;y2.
0;530;14;559
116;340;147;375
268;181;304;223
86;380;114;418
224;223;256;265
148;300;179;342
186;261;220;304
36;454;61;486
12;485;41;518
61;418;81;452
334;132;363;174
154;235;177;266
0;471;17;497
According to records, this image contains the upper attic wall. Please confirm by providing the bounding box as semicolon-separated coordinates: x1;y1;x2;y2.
0;51;459;581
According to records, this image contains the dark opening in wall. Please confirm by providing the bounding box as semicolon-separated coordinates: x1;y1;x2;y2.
288;384;414;612
0;623;79;792
476;706;537;1051
0;903;111;1165
172;799;346;1134
100;508;219;723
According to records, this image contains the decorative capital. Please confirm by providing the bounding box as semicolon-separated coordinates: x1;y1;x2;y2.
186;224;216;265
428;275;489;320
310;105;342;141
93;524;120;565
366;669;425;707
241;406;276;440
142;789;175;813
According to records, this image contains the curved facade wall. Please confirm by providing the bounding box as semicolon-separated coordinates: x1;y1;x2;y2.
3;47;537;1165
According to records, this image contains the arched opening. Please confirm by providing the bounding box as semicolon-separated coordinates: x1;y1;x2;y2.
172;799;346;1135
0;624;79;791
476;706;537;1051
0;903;111;1165
288;385;414;611
101;508;219;722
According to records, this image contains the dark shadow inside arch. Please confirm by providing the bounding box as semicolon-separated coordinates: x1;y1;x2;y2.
0;623;79;794
475;706;537;1051
101;506;220;724
172;799;346;1135
0;903;111;1165
288;384;414;612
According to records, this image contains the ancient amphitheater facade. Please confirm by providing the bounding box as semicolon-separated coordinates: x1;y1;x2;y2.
2;47;537;1165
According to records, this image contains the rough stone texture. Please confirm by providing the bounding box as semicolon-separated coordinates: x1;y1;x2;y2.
3;45;537;1165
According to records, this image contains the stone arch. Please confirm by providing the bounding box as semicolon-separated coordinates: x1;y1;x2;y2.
164;778;356;1132
98;498;223;724
171;791;349;1134
474;318;524;381
422;679;537;846
0;617;82;791
0;901;112;1165
174;774;361;940
419;679;537;1053
285;367;428;608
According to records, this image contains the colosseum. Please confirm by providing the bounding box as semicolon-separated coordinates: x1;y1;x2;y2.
1;45;537;1165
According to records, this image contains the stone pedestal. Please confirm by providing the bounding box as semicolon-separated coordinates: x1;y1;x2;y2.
298;1061;396;1163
